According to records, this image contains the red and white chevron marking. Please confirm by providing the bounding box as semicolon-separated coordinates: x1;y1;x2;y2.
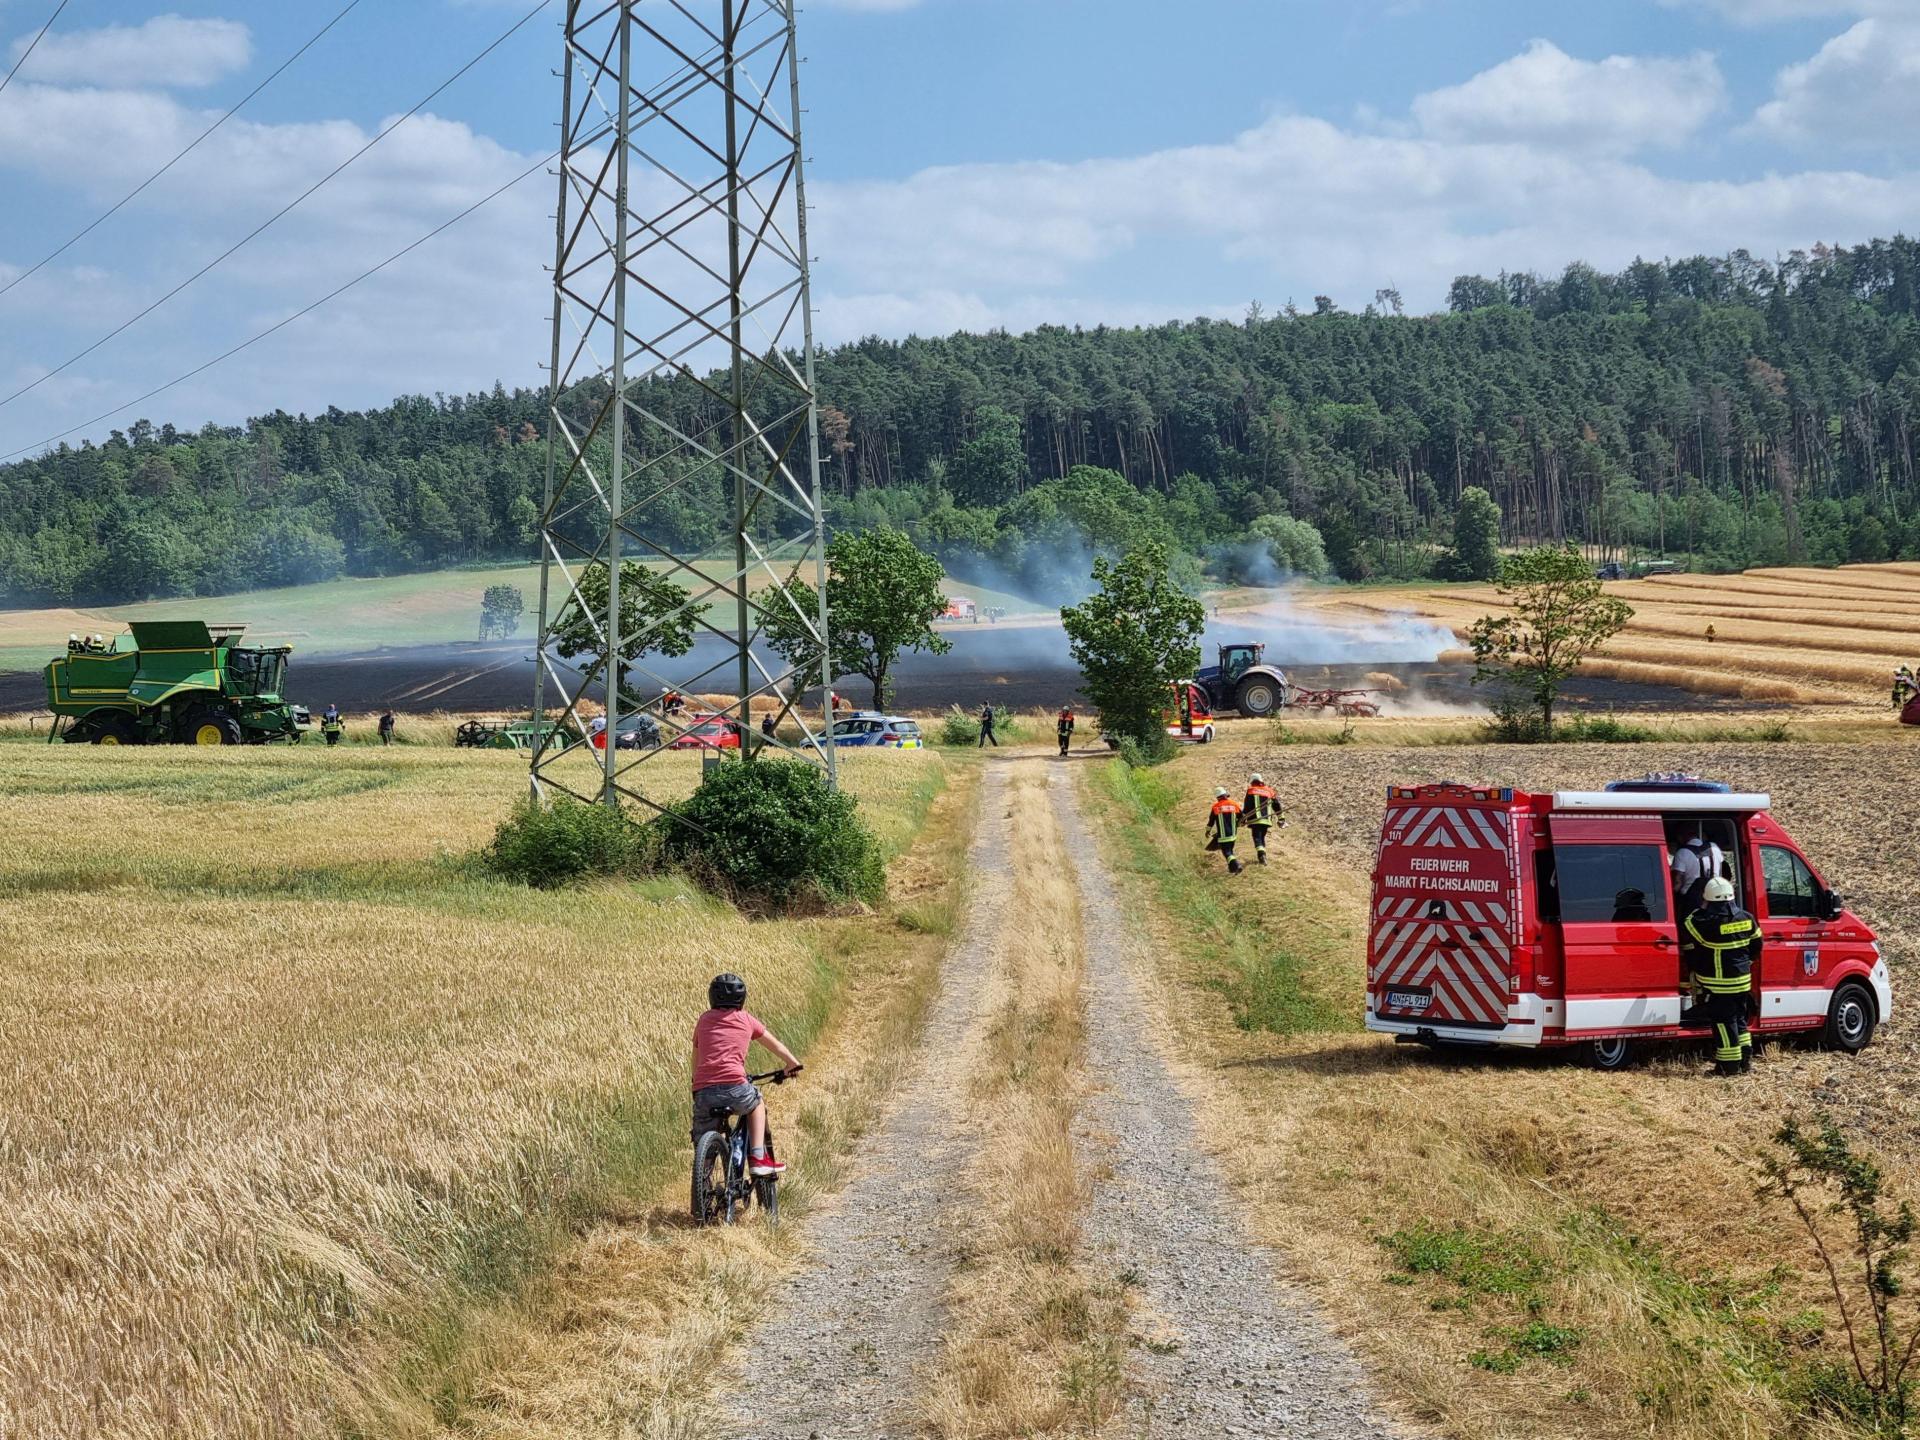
1371;806;1517;1026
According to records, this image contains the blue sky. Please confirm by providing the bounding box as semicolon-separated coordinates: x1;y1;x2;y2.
2;0;1919;457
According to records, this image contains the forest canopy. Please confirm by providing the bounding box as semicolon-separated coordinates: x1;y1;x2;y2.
7;236;1920;607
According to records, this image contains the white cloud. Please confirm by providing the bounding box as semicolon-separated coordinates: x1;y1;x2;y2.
1752;17;1920;143
1410;40;1724;152
9;14;252;89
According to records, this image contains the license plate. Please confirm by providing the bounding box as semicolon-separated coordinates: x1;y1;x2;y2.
1385;987;1433;1012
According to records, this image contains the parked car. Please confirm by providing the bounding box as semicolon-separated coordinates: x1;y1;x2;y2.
667;712;742;750
830;712;924;748
589;713;662;750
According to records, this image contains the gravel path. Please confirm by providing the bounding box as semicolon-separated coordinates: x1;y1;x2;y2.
1047;767;1406;1439
718;764;1013;1440
718;760;1407;1438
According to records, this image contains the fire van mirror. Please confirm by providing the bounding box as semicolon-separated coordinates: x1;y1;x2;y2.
1819;890;1844;922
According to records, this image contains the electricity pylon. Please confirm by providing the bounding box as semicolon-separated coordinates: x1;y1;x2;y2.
530;0;833;811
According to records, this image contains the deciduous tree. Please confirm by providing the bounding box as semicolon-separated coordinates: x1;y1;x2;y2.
1061;542;1206;747
1467;546;1632;736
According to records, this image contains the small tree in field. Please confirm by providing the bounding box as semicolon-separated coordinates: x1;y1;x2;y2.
1467;546;1631;737
1061;541;1206;749
1438;486;1502;582
552;561;707;703
762;528;951;709
479;583;525;639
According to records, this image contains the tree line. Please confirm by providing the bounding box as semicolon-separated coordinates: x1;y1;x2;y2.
10;234;1920;607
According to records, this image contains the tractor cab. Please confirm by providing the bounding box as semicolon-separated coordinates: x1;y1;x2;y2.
1219;643;1263;682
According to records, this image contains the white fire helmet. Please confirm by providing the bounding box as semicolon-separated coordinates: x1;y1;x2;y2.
1215;787;1230;799
1250;773;1265;785
1703;877;1736;904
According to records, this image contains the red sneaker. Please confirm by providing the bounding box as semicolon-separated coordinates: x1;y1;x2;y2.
749;1152;786;1177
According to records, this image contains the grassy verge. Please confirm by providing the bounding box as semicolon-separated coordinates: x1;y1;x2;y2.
1093;760;1351;1034
923;768;1129;1437
1078;754;1879;1440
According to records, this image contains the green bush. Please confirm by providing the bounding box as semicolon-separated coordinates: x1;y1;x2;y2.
936;704;1021;746
484;796;650;889
657;758;883;909
1116;730;1174;768
1481;704;1656;745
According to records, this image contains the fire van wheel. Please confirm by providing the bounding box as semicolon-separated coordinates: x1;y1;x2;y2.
1824;982;1877;1053
1586;1036;1637;1071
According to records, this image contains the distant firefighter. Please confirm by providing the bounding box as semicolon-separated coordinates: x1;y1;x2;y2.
1206;786;1243;875
321;704;344;747
1705;623;1717;644
1056;705;1075;757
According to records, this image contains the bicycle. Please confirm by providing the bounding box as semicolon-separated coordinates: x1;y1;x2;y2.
691;1068;796;1227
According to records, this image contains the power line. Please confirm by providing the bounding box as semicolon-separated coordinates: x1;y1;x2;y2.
0;0;70;102
0;149;558;465
0;0;368;303
0;0;554;415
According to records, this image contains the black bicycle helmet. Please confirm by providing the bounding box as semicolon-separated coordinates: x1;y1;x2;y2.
708;973;748;1010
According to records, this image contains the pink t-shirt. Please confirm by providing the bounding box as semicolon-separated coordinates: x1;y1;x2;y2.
691;1007;768;1091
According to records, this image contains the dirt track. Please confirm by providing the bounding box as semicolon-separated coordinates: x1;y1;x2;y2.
714;756;1409;1437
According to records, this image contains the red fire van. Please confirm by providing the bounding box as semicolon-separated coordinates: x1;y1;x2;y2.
1365;776;1892;1069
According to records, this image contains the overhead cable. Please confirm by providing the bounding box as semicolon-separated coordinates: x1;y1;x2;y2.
0;0;369;302
0;0;555;414
0;0;71;101
0;149;559;465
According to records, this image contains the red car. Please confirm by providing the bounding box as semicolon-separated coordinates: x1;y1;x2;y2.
667;713;742;751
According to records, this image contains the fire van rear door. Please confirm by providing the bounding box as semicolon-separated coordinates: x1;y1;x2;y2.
1546;814;1682;1034
1370;802;1521;1028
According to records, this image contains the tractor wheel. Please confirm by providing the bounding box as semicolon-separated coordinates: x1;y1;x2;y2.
183;709;243;746
1234;675;1285;717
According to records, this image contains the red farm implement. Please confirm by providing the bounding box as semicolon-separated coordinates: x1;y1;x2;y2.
1289;687;1381;718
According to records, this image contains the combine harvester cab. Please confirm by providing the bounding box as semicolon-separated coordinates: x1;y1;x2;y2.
46;621;311;745
1366;778;1892;1069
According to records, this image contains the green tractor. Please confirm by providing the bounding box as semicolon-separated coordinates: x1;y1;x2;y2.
45;621;312;745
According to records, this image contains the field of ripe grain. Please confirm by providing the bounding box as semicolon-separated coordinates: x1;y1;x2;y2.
1298;562;1920;711
1092;740;1920;1440
0;745;948;1440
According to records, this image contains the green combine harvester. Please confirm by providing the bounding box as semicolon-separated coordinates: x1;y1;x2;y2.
45;621;312;745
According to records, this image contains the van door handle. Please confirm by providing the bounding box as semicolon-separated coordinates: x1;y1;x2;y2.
1654;937;1675;948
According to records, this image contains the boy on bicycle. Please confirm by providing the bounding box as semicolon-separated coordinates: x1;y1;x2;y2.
692;973;802;1176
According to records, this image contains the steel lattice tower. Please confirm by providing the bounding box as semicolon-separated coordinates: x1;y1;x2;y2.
530;0;833;809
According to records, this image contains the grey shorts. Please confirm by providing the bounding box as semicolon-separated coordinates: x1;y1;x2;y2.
691;1081;762;1134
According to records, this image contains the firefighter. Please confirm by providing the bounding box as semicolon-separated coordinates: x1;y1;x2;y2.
1056;705;1075;757
1669;827;1724;913
378;710;395;746
1206;786;1243;874
1682;875;1759;1076
1242;772;1284;865
978;703;998;748
320;704;344;747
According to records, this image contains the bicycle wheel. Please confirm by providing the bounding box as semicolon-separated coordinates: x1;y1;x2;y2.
754;1176;779;1225
691;1129;730;1225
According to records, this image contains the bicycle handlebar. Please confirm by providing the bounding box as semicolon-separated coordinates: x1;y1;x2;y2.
749;1065;803;1085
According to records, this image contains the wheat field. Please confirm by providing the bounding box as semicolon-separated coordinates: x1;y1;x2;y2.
1299;562;1920;710
0;744;945;1439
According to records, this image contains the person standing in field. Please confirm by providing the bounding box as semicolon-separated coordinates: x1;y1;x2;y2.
1242;772;1284;865
378;710;395;746
321;704;344;747
978;703;998;748
691;973;801;1176
1206;786;1243;874
1056;705;1075;757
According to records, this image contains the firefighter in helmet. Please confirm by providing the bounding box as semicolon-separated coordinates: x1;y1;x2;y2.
1206;786;1243;874
1056;704;1076;757
1242;772;1284;865
1681;875;1759;1076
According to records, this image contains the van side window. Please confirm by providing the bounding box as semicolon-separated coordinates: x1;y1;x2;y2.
1761;845;1818;919
1551;845;1670;924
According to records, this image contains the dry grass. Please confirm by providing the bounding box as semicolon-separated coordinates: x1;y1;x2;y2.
1088;740;1920;1440
0;744;949;1439
922;768;1128;1438
1296;563;1920;709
